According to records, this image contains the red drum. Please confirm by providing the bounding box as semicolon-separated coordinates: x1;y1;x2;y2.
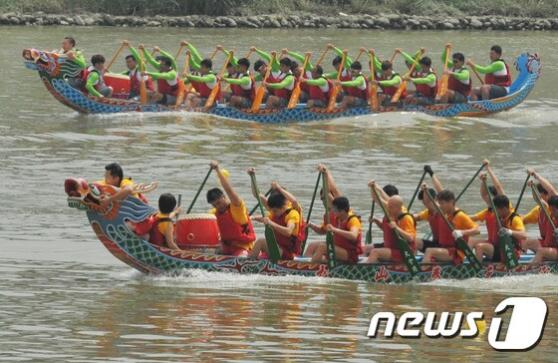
104;73;131;99
175;213;221;249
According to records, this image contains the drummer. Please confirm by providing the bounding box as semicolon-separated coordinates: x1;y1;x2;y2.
206;161;256;256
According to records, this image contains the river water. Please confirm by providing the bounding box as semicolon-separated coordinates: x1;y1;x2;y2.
1;26;557;361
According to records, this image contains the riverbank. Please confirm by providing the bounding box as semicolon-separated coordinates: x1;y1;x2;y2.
2;12;558;31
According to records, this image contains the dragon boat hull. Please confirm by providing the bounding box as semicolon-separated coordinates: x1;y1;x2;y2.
66;180;558;284
25;50;540;123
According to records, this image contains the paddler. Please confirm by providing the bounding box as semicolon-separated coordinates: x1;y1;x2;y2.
121;41;154;100
222;57;254;109
132;193;181;251
467;45;512;100
55;36;86;89
366;181;417;263
305;164;342;256
438;50;471;104
248;169;303;260
413;165;444;252
286;49;314;102
400;52;438;105
324;44;353;102
98;162;150;207
139;44;180;105
469;166;526;262
421;188;480;264
185;58;219;108
84;54;113;98
336;61;369;109
370;61;404;106
206;161;256;256
263;57;295;109
310;196;363;264
301;65;331;108
523;169;558;252
529;185;558;264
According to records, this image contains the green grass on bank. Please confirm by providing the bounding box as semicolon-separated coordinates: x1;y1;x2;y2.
1;0;558;18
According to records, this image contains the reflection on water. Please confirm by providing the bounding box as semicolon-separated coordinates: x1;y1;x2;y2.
1;260;556;362
1;27;558;361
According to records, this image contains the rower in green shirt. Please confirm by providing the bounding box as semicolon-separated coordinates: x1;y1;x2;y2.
336;61;368;109
399;49;437;105
185;59;218;108
139;45;180;105
84;54;113;98
223;57;254;109
439;49;471;104
466;45;512;100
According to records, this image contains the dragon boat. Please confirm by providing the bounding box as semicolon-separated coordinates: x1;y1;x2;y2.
25;49;540;123
65;178;558;283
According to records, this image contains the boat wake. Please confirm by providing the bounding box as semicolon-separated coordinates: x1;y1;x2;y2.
422;273;558;294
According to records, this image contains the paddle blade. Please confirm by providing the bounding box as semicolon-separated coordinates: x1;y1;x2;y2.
204;83;220;109
395;232;420;276
326;231;337;269
326;86;339;112
139;79;147;105
365;224;372;245
499;235;519;269
455;238;482;271
287;83;301;109
251;86;265;112
369;84;379;111
265;225;281;262
175;81;187;107
391;81;407;103
436;74;449;100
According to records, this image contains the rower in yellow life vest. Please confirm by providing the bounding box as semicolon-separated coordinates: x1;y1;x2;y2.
206;161;256;256
96;162;151;208
133;193;181;251
248;170;304;260
522;169;558;252
366;181;416;263
421;188;479;264
469;164;526;262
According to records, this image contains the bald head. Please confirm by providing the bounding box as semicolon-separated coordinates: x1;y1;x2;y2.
387;195;404;217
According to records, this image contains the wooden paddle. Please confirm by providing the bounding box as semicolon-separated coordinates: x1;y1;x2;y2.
370;184;420;276
514;173;531;213
365;201;375;245
175;52;191;106
391;49;425;103
138;49;148;105
104;43;126;73
174;194;182;223
209;48;219;60
300;172;322;254
326;50;347;112
422;185;483;271
368;49;379;111
483;177;519;269
249;172;281;262
205;51;233;109
468;59;485;85
175;41;187;59
251;51;276;112
355;47;365;62
456;162;486;202
407;169;428;211
288;52;312;109
322;170;337;269
186;167;212;214
248;188;272;216
314;47;329;67
436;44;452;101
